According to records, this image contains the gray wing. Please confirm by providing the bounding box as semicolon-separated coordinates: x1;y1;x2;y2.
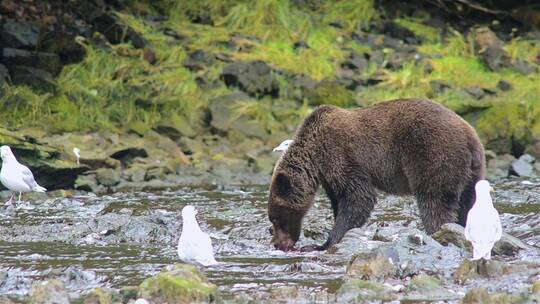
20;166;39;189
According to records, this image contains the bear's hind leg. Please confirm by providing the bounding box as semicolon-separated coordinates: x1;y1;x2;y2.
416;189;460;234
457;180;476;226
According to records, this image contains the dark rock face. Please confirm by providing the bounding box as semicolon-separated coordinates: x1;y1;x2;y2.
109;148;149;166
9;66;56;92
0;20;39;49
1;48;62;75
0;128;88;190
473;27;510;72
221;61;279;97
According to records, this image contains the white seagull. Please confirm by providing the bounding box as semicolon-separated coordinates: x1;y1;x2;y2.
73;147;81;165
464;180;502;260
273;139;293;154
0;146;47;205
177;205;218;266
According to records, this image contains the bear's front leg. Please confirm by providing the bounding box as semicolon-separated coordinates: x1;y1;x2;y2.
302;180;377;251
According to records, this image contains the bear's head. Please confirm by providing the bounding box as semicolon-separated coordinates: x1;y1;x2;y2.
268;170;312;251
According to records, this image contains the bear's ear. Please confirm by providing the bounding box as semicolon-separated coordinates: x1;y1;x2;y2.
274;172;292;197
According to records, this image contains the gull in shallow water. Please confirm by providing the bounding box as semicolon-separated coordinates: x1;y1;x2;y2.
464;180;502;260
273;139;293;154
73;147;81;165
0;146;46;205
177;205;218;266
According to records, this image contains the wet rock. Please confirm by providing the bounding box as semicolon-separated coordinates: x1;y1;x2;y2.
9;65;56;92
0;19;39;49
84;288;120;304
28;279;70;304
95;168;121;187
533;281;540;294
1;48;62;75
336;279;396;303
221;61;279;97
74;173;102;193
432;223;530;257
183;50;215;71
454;259;504;283
346;256;397;280
510;154;536;177
109;147;148;166
432;223;471;250
208;93;268;139
403;274;459;302
462;288;491;304
473;27;510;71
486;153;516;180
139;264;219;303
497;80;512;91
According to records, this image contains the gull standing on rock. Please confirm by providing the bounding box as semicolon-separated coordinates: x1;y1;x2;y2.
0;146;47;205
464;180;502;260
73;147;81;165
273;139;293;154
177;205;218;266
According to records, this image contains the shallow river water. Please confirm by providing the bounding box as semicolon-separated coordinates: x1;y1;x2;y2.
0;178;538;302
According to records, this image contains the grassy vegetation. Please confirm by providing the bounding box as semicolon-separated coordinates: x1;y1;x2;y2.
1;0;539;155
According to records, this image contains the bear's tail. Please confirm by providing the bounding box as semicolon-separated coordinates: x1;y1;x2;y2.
457;137;486;226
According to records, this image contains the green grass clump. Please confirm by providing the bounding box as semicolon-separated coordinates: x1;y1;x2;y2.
220;0;311;42
505;37;540;63
0;85;50;128
395;18;440;43
322;0;379;32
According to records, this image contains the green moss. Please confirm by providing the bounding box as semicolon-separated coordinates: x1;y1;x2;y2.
395;18;440;43
139;264;219;303
306;81;355;107
504;37;540;63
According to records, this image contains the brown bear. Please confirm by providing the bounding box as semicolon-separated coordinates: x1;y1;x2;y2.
268;98;485;251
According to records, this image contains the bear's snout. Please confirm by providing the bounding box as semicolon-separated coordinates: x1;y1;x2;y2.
271;229;296;251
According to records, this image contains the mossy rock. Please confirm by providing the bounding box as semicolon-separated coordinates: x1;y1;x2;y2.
336;279;396;303
403;274;460;302
0;127;88;190
304;81;355;107
139;264;220;304
28;279;70;304
83;288;121;304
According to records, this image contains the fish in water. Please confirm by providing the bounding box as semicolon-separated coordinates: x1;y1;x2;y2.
273;139;293;154
464;180;502;260
0;145;47;205
177;205;218;266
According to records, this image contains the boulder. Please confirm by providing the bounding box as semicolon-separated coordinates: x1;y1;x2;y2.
208;92;268;139
1;48;62;75
95;168;121;187
0;19;39;50
402;274;460;302
453;259;504;283
336;279;396;303
183;50;215;71
221;61;279;97
109;147;148;166
138;264;219;303
486;153;516;180
346;256;397;281
473;27;510;71
28;279;70;304
84;288;121;304
9;65;56;92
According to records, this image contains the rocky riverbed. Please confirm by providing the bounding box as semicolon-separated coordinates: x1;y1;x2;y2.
0;178;538;303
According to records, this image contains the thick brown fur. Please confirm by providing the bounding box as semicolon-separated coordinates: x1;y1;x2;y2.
268;99;485;251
